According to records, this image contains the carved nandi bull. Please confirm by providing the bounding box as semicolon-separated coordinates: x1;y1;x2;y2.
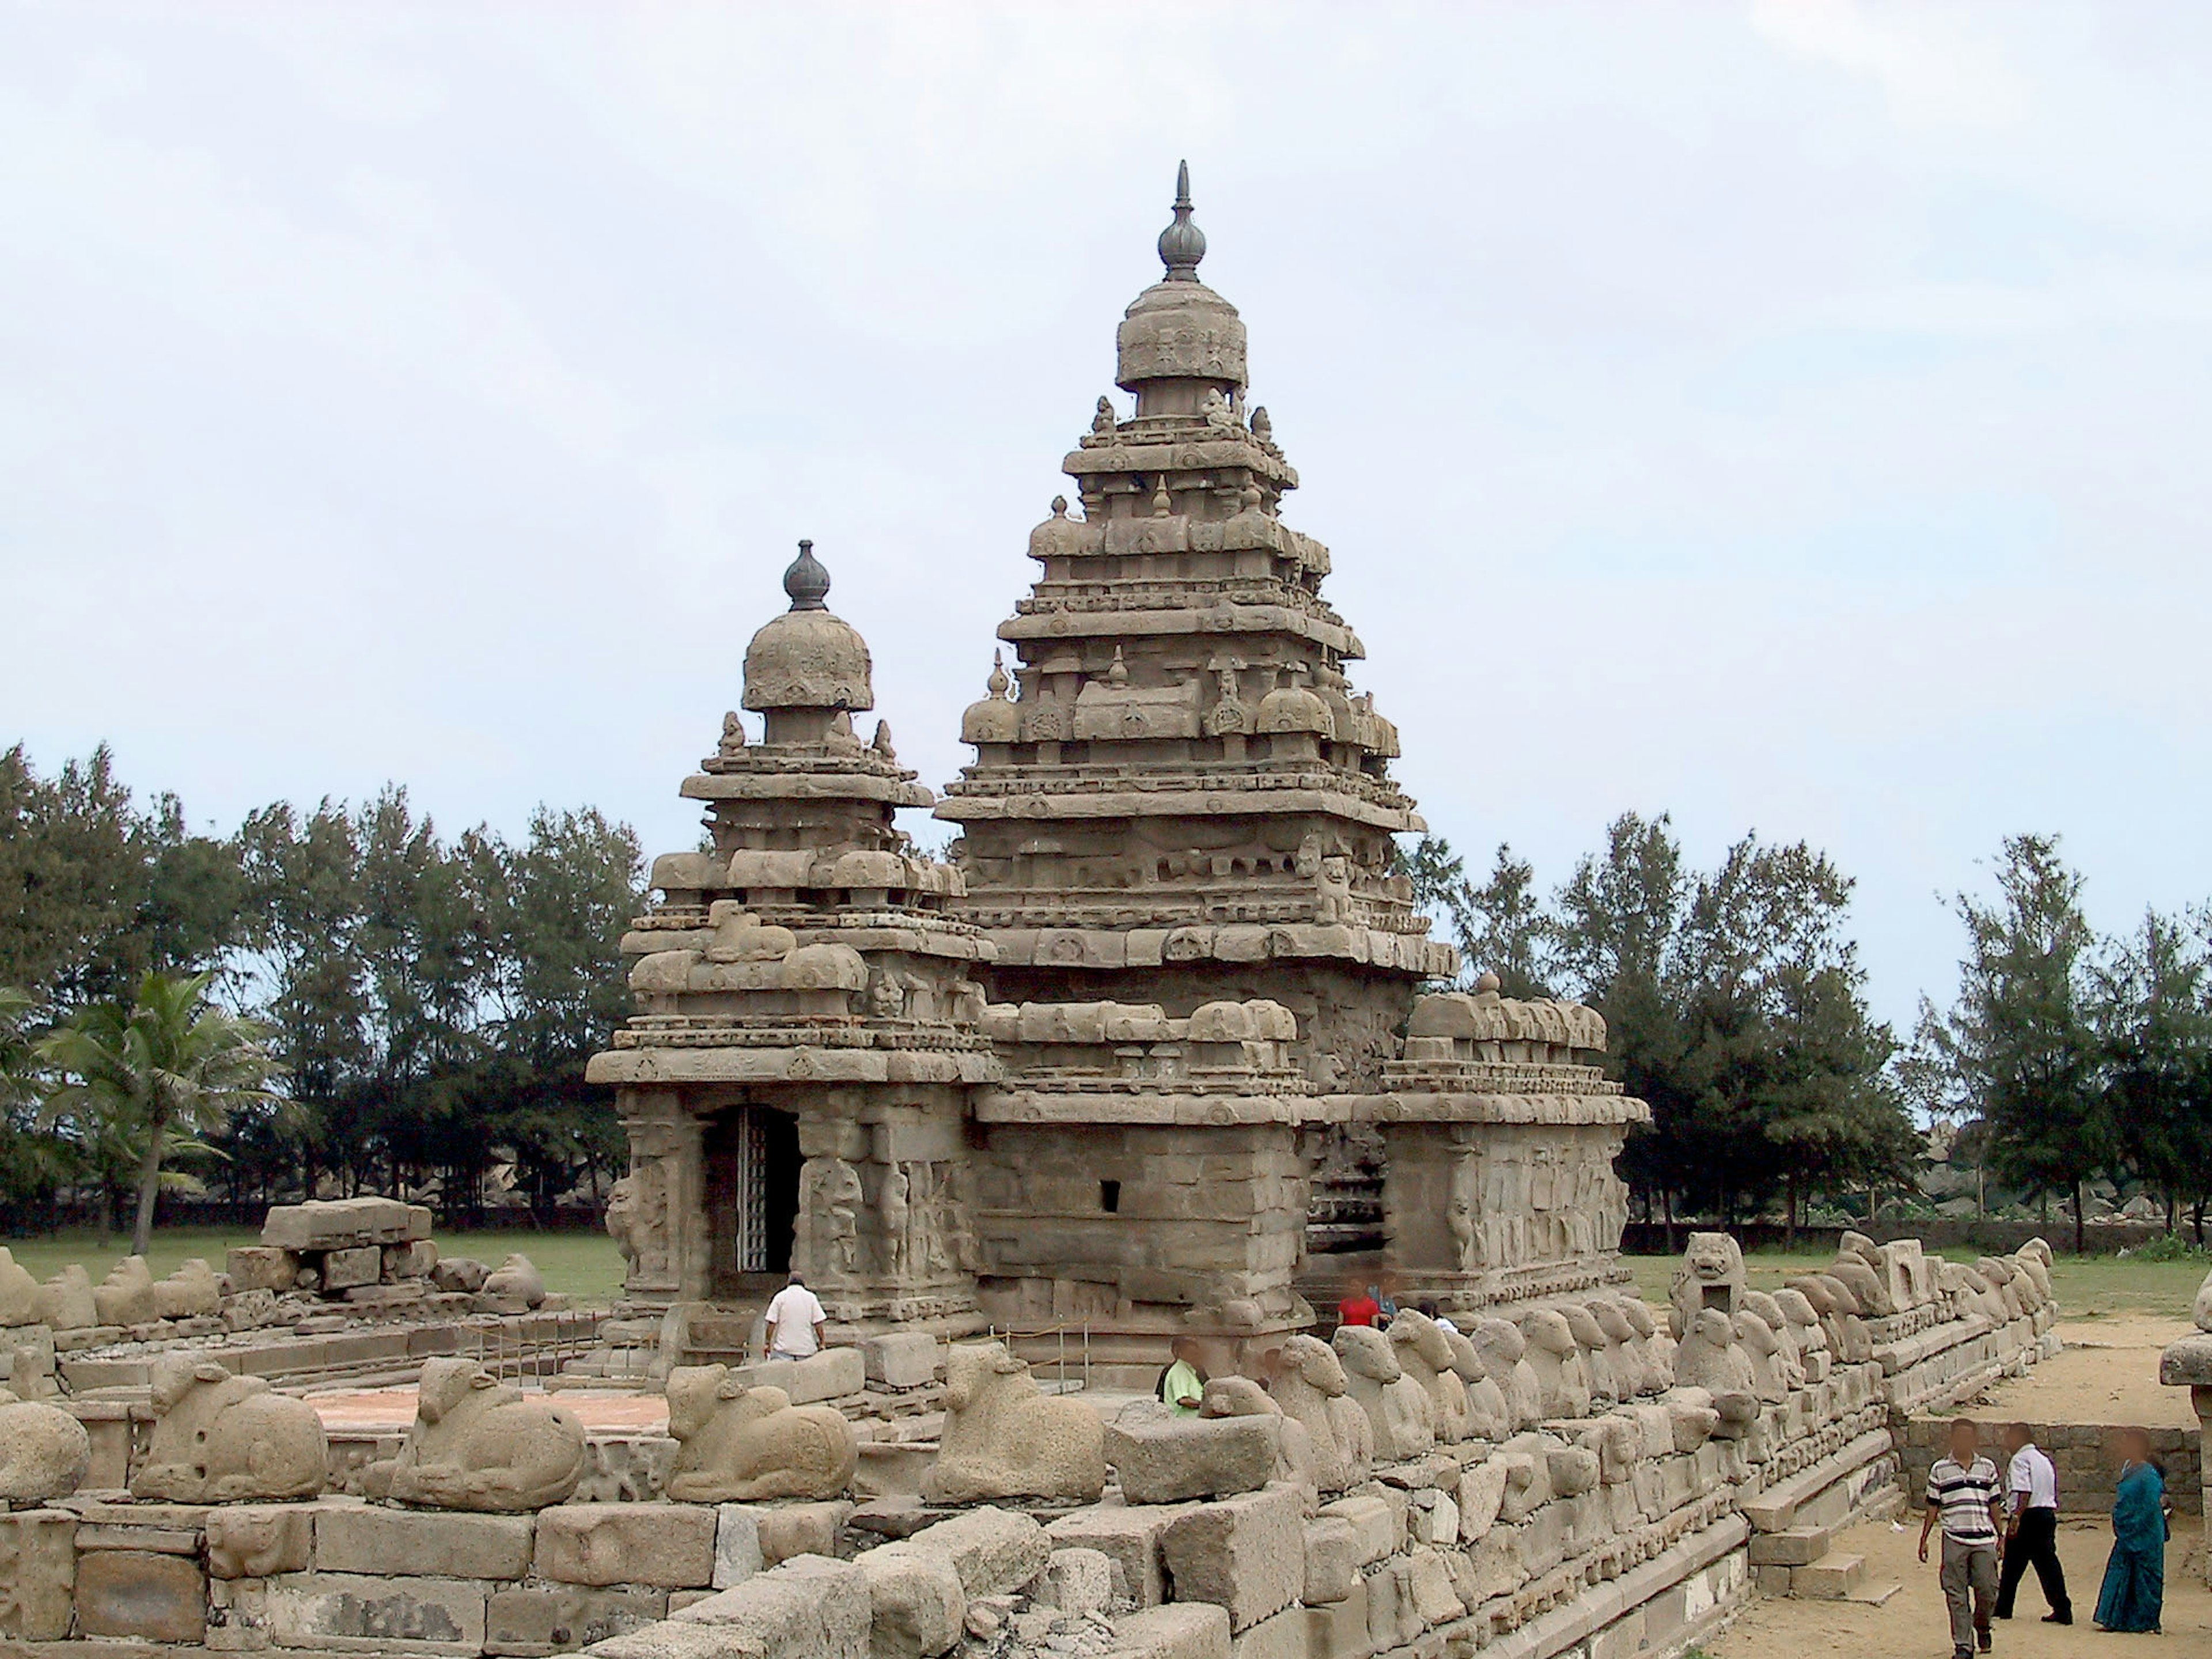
922;1340;1104;1503
665;1363;856;1501
134;1355;326;1502
380;1357;584;1511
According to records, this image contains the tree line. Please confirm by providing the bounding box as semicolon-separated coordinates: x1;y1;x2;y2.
1;744;643;1234
10;741;2209;1256
1400;815;1912;1240
1404;819;2212;1251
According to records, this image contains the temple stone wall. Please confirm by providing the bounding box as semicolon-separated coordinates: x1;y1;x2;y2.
970;1121;1309;1326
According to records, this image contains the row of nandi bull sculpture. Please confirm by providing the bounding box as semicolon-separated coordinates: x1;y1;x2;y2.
1;1345;858;1513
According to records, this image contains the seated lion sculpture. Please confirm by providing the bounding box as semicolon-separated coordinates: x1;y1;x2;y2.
921;1340;1104;1503
665;1362;857;1502
378;1357;584;1512
133;1355;326;1502
1669;1232;1746;1339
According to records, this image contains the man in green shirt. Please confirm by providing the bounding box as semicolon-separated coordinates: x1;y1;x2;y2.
1159;1336;1206;1416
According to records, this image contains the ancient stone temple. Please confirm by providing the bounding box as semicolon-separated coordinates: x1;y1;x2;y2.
588;167;1632;1352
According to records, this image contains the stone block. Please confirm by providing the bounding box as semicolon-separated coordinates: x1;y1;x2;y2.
316;1504;535;1580
535;1503;717;1589
654;1552;869;1659
1301;1516;1361;1605
1107;1406;1278;1505
0;1509;75;1639
757;1499;854;1566
263;1196;418;1251
323;1245;383;1290
207;1505;315;1578
209;1573;274;1652
1104;1603;1231;1659
1228;1604;1308;1659
861;1333;940;1391
229;1246;302;1293
1301;1581;1369;1659
1792;1552;1866;1599
1406;1547;1462;1626
1408;1488;1457;1547
266;1570;488;1654
1315;1495;1393;1566
1747;1525;1830;1567
1455;1460;1511;1542
1042;1546;1114;1619
1161;1484;1304;1633
905;1505;1050;1598
713;1503;762;1589
487;1586;667;1656
384;1240;439;1279
1048;1501;1190;1608
76;1544;206;1642
788;1346;867;1404
858;1542;965;1659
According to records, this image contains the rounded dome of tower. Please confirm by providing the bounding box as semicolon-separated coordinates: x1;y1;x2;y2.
743;540;874;713
1116;162;1248;395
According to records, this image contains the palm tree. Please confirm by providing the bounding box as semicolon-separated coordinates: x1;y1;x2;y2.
0;987;67;1216
39;971;282;1256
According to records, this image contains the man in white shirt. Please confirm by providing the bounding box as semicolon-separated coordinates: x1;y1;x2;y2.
763;1272;827;1360
1995;1421;2072;1625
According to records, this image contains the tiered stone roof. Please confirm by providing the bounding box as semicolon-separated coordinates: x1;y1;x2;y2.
939;168;1456;1051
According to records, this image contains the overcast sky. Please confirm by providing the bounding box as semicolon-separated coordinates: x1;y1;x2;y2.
5;2;2209;1032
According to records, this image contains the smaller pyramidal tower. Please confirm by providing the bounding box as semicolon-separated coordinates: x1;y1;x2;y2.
940;164;1456;1091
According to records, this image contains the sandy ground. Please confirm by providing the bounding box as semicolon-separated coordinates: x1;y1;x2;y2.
1710;1515;2212;1657
307;1388;670;1433
1963;1315;2199;1430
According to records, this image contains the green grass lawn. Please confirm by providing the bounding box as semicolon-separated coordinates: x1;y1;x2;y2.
1624;1247;2207;1323
0;1227;628;1306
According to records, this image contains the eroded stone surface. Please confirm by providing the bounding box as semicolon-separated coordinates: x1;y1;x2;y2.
74;1547;206;1643
378;1357;585;1512
0;1509;75;1641
664;1363;857;1502
133;1354;326;1502
534;1503;717;1589
922;1342;1104;1504
0;1388;89;1502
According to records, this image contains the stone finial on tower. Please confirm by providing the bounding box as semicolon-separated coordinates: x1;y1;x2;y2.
744;539;873;717
1158;160;1206;282
783;538;831;611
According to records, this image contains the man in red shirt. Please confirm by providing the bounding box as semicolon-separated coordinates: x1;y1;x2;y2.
1338;1282;1382;1329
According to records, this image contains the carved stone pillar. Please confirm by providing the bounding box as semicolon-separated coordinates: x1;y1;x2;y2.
612;1089;707;1309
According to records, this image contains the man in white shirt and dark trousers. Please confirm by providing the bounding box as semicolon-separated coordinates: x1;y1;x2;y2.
1994;1421;2071;1625
763;1271;827;1360
1921;1418;2005;1659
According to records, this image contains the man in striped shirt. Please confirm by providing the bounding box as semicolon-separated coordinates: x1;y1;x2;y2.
1921;1418;2006;1658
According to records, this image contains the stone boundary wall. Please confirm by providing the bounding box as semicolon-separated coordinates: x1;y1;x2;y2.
0;1236;2061;1659
1897;1418;2200;1518
1623;1219;2175;1258
0;1492;846;1649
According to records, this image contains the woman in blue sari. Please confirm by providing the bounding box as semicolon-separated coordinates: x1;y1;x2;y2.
2094;1427;2165;1634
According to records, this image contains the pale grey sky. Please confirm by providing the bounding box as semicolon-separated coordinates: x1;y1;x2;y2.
5;2;2208;1032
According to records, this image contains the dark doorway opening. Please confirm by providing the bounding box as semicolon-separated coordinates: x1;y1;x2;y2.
703;1103;803;1300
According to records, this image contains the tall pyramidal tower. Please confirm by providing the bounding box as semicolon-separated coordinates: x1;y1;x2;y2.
940;164;1456;1088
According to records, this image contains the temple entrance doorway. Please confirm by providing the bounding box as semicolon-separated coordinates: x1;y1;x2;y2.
702;1104;801;1301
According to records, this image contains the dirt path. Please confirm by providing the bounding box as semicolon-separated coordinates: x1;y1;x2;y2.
1710;1515;2212;1657
1957;1314;2198;1429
